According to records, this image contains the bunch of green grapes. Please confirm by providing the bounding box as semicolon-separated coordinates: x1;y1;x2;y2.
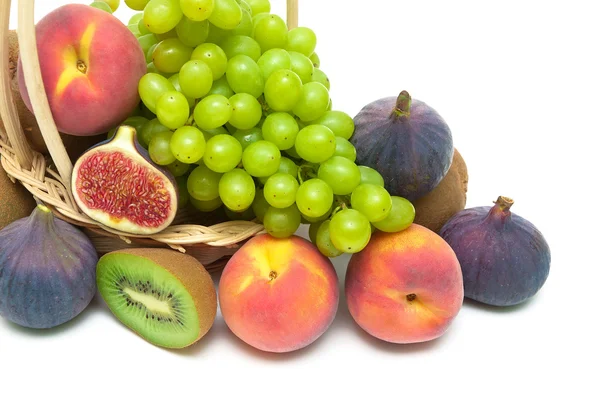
120;0;415;257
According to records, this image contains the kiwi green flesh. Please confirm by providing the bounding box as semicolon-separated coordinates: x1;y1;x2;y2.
97;253;200;349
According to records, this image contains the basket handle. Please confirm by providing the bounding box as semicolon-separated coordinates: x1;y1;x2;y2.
17;0;73;185
0;0;33;170
287;0;298;29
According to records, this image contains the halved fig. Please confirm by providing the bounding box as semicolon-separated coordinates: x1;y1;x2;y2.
72;125;178;235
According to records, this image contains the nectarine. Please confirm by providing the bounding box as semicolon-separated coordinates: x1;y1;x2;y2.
219;234;339;353
18;4;146;136
345;224;463;343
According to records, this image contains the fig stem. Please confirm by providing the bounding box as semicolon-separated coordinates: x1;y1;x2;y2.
494;196;514;211
393;90;412;119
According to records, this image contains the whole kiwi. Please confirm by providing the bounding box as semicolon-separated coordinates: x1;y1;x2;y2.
3;30;105;162
413;149;468;233
0;165;37;230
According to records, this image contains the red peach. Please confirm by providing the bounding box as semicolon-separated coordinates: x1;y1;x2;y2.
219;234;339;353
346;224;463;343
18;4;146;136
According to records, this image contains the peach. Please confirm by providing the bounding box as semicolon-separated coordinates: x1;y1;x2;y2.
345;224;463;343
18;4;146;136
219;234;339;353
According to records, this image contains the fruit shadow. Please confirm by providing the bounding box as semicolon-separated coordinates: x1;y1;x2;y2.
462;295;540;313
0;292;105;338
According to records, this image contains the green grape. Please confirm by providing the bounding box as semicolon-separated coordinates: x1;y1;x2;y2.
220;35;261;61
219;168;255;211
261;112;299;150
168;74;195;107
187;164;222;200
264;69;302;111
301;210;331;224
208;0;242;30
316;220;343;257
128;24;141;37
285;145;301;160
312;110;355;140
286;27;316;57
358;165;385;187
119;116;149;139
228;93;262;130
176;17;209;47
257;48;291;80
143;0;183;34
294;125;336;163
372;196;415;233
251;12;269;27
351;183;392;222
309;51;320;68
311;68;330;90
308;221;322;243
317;156;361;196
146;43;158;63
128;12;144;25
156;90;190;129
233;127;262;149
242;140;280;177
179;59;213;98
230;8;253;36
329;209;371;253
180;0;214;21
289;51;314;84
139;118;170;148
207;76;235;97
193;94;232;130
191;43;228;80
155;28;179;40
277;157;299;178
152;38;193;73
225;206;256;221
205;23;230;44
90;1;113;12
295;178;333;218
190;196;223;212
138;73;176;113
167;160;191;177
149;130;176;165
253;14;287;52
203;134;243;173
334;137;357;162
126;0;149;10
263;172;299;208
263;205;301;238
137;17;152;35
246;0;270;15
175;175;190;208
251;188;269;222
137;34;159;56
292;82;329;122
226;55;264;98
225;122;238;133
170;125;206;163
235;0;251;13
146;62;160;74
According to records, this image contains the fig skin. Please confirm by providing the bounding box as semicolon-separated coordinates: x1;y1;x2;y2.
351;90;454;201
440;196;551;306
0;205;98;329
413;149;468;233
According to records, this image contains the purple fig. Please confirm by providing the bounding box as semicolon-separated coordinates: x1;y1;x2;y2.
439;196;550;306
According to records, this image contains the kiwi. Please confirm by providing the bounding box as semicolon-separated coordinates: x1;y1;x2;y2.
0;164;37;229
413;149;469;233
96;248;217;349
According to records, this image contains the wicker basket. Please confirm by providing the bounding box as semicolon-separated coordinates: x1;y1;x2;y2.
0;0;300;273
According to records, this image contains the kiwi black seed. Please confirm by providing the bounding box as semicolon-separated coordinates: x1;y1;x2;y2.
96;248;217;349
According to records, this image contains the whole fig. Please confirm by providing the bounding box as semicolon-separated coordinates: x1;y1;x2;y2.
0;205;98;328
440;196;550;306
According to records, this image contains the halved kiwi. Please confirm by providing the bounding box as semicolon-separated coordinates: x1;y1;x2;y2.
97;248;217;349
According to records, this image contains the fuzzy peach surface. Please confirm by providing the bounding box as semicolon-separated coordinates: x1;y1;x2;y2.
18;4;146;136
346;224;464;344
219;234;339;353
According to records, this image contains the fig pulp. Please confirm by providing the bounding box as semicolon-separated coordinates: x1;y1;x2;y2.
72;125;178;235
351;90;454;201
440;196;551;306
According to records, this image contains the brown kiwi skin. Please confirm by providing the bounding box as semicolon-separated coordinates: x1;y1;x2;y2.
104;248;217;348
4;30;106;162
0;167;38;230
413;149;469;233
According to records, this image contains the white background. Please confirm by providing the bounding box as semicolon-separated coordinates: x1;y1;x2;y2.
2;0;599;399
